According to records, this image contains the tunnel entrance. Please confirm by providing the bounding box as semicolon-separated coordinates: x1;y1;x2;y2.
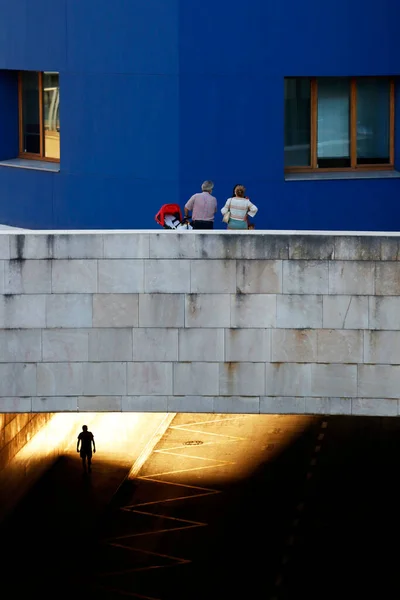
1;412;399;599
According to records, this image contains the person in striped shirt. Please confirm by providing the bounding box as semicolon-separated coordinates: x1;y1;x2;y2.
221;184;258;229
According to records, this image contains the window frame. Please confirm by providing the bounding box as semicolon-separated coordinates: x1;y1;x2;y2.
18;71;60;164
285;76;395;173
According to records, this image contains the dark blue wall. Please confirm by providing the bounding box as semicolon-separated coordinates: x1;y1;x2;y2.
0;0;399;230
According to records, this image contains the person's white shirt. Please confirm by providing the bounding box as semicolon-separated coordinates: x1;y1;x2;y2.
221;197;258;221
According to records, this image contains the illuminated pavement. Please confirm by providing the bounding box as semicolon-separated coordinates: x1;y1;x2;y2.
82;413;322;599
2;413;400;599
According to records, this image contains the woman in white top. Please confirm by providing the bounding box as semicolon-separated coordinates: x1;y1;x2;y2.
221;184;258;230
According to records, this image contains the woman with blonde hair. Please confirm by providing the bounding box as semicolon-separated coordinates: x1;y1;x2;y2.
221;184;258;230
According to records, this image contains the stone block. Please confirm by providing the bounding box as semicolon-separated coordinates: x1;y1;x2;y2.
219;362;265;396
322;296;368;329
0;262;4;294
4;259;51;294
89;329;133;361
237;235;289;260
328;397;352;415
375;263;400;295
317;330;363;363
236;260;282;294
226;328;270;362
328;261;374;295
304;398;331;414
167;396;215;413
334;236;381;261
140;294;184;327
0;397;32;412
9;235;51;259
260;396;306;414
174;362;219;396
128;362;173;395
98;259;144;293
53;234;104;259
149;233;290;260
32;397;78;412
78;396;122;411
0;295;46;328
272;329;317;362
369;297;400;330
0;235;10;259
289;236;334;260
283;260;328;294
277;295;322;328
0;364;36;397
358;365;400;399
380;238;400;261
191;260;236;293
179;329;224;362
42;329;89;362
213;396;260;414
122;396;169;412
52;260;98;293
0;330;42;362
145;260;190;293
133;328;178;361
364;330;400;364
266;363;311;396
185;294;230;328
37;363;83;396
83;362;127;395
149;233;202;259
93;294;138;327
311;364;357;397
352;398;398;417
231;294;276;328
46;294;92;328
103;234;149;258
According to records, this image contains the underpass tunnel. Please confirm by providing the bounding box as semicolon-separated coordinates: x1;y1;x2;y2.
1;412;400;600
0;411;173;524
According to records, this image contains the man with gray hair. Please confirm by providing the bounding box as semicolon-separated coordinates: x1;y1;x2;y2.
184;180;217;229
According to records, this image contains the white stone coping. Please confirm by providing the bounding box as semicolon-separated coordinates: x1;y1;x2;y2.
0;229;400;236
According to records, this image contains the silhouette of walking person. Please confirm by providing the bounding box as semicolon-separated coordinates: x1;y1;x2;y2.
77;425;96;474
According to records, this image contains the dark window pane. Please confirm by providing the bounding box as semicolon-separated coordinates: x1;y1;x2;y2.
284;78;311;167
21;71;40;154
317;78;350;168
43;72;60;159
357;78;390;165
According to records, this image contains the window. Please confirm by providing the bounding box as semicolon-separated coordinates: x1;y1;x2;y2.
18;71;60;162
284;77;395;172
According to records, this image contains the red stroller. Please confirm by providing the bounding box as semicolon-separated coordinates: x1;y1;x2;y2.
155;203;192;230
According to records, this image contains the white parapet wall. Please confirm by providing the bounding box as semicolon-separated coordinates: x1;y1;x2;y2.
0;229;400;417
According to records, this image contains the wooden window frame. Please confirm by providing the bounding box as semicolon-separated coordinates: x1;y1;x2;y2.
285;76;395;173
18;71;60;163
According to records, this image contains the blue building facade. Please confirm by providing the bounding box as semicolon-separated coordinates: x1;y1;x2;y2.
0;0;399;230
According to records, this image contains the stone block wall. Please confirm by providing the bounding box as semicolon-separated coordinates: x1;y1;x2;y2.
0;230;399;416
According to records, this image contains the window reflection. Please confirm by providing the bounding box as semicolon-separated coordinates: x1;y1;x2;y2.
43;72;60;159
357;78;390;165
21;71;40;154
317;78;350;168
284;78;311;167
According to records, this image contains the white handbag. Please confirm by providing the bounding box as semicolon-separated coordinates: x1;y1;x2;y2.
222;199;231;224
